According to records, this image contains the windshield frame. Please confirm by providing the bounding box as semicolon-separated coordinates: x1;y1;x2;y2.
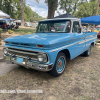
36;20;71;33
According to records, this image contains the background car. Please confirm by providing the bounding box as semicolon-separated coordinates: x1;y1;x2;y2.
24;22;32;27
31;23;38;28
82;27;91;32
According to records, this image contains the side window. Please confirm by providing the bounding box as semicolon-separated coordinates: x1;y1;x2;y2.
72;21;81;33
38;23;48;32
65;21;71;33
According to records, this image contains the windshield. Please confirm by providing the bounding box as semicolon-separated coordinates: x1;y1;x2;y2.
36;20;71;33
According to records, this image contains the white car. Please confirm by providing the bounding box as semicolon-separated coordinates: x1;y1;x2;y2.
24;22;32;27
31;23;38;28
82;27;91;32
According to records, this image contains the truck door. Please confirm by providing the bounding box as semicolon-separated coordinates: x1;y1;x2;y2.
72;21;85;57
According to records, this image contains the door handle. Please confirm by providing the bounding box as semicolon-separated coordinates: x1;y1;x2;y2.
71;37;74;39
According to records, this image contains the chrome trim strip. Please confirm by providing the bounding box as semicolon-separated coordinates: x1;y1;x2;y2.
3;46;43;53
78;40;85;44
51;37;97;52
16;63;53;71
86;37;97;42
51;42;77;52
86;35;94;38
3;46;49;63
79;37;97;44
8;48;37;56
4;54;53;71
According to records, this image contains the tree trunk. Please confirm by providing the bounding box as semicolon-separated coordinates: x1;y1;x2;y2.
96;0;100;15
21;0;24;26
47;0;58;19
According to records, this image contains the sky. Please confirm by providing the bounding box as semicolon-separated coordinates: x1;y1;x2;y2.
26;0;65;18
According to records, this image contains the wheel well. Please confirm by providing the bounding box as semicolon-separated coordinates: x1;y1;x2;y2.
58;49;70;59
91;42;95;46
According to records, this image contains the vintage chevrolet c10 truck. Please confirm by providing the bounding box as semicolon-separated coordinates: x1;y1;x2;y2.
3;18;97;77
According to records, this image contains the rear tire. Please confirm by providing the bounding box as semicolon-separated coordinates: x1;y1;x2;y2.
49;52;66;77
83;45;91;57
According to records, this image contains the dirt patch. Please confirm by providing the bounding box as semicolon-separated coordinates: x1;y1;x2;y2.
1;33;19;40
0;44;100;100
0;40;4;60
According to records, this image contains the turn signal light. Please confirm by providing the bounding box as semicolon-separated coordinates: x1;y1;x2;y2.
37;45;44;48
5;41;9;44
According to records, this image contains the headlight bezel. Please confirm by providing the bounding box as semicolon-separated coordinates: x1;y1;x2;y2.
37;53;48;63
3;47;8;54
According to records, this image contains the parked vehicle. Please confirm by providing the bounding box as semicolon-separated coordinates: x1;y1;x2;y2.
97;31;100;39
0;19;18;29
24;22;32;27
3;18;97;77
0;20;8;29
14;20;21;26
82;27;91;32
31;23;38;28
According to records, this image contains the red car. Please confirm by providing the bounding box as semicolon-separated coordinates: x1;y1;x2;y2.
97;32;100;39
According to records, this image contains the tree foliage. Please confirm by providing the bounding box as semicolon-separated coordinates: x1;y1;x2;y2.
24;5;44;22
59;0;88;16
75;1;100;18
0;0;21;18
0;0;44;22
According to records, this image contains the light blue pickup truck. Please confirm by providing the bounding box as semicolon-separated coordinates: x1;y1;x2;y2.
3;18;97;77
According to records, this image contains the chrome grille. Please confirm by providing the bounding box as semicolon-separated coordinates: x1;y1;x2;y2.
8;48;38;61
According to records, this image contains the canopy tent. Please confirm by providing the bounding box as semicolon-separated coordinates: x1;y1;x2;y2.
0;10;10;19
53;13;76;18
1;18;10;20
1;18;15;21
81;15;100;25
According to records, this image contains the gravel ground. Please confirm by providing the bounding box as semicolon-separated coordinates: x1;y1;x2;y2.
0;49;3;59
0;40;4;60
0;43;100;100
0;40;19;76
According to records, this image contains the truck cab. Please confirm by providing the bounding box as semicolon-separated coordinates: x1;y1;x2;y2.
3;18;97;77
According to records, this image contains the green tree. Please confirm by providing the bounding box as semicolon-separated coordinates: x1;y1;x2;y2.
0;0;44;21
0;0;4;11
59;0;88;16
75;1;100;18
0;0;21;19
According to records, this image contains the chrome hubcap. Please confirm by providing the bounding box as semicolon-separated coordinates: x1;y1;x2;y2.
58;60;62;69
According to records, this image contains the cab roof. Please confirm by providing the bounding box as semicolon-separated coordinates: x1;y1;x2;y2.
39;18;80;22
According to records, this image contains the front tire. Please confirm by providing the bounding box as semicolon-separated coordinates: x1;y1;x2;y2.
49;52;66;77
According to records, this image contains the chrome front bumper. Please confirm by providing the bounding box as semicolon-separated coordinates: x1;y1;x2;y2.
4;54;53;71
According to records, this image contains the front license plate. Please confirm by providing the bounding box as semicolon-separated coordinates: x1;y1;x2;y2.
16;57;23;64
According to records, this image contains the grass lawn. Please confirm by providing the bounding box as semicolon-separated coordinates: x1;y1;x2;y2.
12;28;36;34
2;27;36;35
0;28;3;42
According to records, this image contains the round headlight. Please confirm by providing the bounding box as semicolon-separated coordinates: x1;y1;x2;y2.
37;53;47;63
4;48;8;54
